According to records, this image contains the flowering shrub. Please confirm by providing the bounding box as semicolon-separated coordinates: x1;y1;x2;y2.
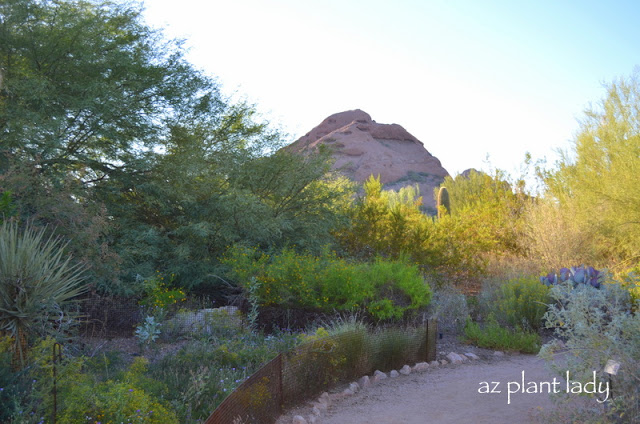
139;272;186;312
223;247;431;321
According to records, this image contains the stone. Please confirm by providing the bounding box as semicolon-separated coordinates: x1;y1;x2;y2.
286;109;449;210
494;351;505;357
312;401;327;411
311;406;321;416
389;370;400;378
358;375;370;389
446;352;464;364
429;361;439;367
319;392;330;406
293;416;307;424
342;388;354;396
464;352;480;360
440;359;448;365
399;365;412;375
349;382;360;393
373;370;387;382
307;416;318;424
412;362;429;372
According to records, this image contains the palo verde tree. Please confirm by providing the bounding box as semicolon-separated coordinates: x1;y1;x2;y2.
545;70;640;270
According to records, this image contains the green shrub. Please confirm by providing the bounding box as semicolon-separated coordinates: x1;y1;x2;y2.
0;221;87;366
223;246;431;321
494;276;551;331
463;317;541;353
6;338;177;424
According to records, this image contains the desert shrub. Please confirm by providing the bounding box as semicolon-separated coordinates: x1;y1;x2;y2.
540;281;638;423
58;357;178;424
0;336;35;423
338;176;491;289
139;272;187;314
428;285;470;333
9;338;177;424
223;246;432;321
148;330;299;421
463;316;541;354
493;276;551;331
0;221;87;366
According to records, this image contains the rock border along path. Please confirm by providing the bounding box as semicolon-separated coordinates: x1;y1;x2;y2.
277;351;563;424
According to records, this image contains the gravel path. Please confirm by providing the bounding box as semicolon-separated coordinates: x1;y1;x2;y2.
317;354;556;424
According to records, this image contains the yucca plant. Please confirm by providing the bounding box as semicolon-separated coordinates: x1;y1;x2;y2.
0;221;87;367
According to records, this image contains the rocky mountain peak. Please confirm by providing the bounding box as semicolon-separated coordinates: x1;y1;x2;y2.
287;109;449;212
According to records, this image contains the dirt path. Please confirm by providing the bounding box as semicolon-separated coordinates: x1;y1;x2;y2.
320;354;557;424
279;352;585;424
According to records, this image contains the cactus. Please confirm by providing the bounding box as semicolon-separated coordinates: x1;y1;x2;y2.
436;186;450;219
540;265;604;289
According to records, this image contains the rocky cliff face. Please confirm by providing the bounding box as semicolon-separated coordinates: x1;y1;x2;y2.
287;109;449;211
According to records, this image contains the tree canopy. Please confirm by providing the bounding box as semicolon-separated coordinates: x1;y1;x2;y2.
545;70;640;269
0;0;351;296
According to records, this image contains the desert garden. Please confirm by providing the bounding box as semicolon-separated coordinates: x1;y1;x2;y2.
1;1;640;423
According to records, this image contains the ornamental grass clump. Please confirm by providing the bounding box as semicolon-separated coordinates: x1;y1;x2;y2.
0;221;86;367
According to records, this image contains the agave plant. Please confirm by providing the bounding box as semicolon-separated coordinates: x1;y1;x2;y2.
0;221;87;366
540;265;604;289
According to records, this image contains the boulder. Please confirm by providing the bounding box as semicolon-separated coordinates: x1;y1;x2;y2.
412;362;430;372
400;365;412;375
464;352;480;360
446;352;465;364
358;375;371;389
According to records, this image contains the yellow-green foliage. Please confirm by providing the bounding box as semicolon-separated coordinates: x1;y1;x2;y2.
59;357;178;424
14;338;178;424
436;169;529;255
544;71;640;270
338;175;490;286
493;276;551;331
223;246;431;321
464;316;542;354
139;271;186;311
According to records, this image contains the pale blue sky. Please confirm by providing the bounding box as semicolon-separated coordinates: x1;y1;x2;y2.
142;0;640;177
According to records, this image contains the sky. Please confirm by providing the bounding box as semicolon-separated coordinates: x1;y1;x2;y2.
142;0;640;177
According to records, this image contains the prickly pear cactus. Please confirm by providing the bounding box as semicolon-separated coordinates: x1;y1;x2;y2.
540;265;604;289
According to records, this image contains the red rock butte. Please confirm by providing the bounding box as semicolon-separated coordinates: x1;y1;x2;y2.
287;109;449;211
